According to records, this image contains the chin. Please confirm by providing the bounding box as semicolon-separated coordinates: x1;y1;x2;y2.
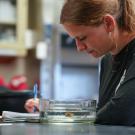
92;55;101;58
88;52;101;58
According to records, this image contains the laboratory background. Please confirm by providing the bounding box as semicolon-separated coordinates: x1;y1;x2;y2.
0;0;99;114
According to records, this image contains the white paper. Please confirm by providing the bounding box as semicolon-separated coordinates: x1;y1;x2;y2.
2;111;39;122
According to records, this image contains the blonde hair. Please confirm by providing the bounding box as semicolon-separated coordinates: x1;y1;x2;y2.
60;0;135;32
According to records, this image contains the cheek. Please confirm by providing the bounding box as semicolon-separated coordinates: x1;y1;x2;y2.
87;35;113;53
97;31;115;50
100;35;114;50
85;37;102;49
85;31;104;48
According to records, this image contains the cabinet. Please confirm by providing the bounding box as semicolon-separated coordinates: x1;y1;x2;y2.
0;0;43;87
0;0;28;56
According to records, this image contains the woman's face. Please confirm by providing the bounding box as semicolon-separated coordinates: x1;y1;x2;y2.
63;23;116;58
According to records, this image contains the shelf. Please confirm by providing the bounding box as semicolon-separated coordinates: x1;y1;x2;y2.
0;48;26;56
0;21;16;26
0;0;28;56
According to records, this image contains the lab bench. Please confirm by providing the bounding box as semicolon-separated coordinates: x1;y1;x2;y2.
0;123;134;135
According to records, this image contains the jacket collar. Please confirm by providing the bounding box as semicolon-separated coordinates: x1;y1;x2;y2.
111;38;135;72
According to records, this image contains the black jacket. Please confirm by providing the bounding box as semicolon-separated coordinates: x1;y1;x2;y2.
95;39;135;126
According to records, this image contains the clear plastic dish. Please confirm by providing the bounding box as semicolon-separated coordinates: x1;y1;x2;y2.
39;99;97;123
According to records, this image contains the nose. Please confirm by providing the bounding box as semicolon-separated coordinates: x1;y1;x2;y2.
75;39;87;51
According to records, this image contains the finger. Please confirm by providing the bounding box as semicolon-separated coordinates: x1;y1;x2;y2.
24;98;40;113
24;99;34;112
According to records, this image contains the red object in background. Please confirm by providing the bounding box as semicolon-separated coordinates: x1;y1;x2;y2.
8;75;29;91
0;76;7;86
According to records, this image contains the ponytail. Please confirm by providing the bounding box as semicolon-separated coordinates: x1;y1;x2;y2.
117;0;135;32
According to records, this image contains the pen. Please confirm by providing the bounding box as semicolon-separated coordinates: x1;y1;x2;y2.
33;83;38;112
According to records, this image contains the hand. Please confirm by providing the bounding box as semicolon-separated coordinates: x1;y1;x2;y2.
24;98;39;113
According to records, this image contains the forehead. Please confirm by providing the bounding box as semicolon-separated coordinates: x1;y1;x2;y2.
63;23;92;38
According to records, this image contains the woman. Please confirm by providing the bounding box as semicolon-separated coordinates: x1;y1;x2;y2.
25;0;135;126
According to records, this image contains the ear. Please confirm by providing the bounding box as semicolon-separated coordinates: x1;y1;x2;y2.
103;14;115;33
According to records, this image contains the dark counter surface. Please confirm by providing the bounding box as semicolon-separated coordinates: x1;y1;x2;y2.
0;123;135;135
0;87;33;114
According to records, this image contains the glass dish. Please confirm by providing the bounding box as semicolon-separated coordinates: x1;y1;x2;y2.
39;99;96;123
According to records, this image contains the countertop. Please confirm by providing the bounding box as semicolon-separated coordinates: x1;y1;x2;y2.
0;123;135;135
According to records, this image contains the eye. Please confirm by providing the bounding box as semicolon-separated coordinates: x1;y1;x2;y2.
79;36;87;41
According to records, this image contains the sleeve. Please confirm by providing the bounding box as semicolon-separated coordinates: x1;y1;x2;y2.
95;62;135;126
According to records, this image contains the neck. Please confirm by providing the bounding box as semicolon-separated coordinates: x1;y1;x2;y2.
111;32;135;55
